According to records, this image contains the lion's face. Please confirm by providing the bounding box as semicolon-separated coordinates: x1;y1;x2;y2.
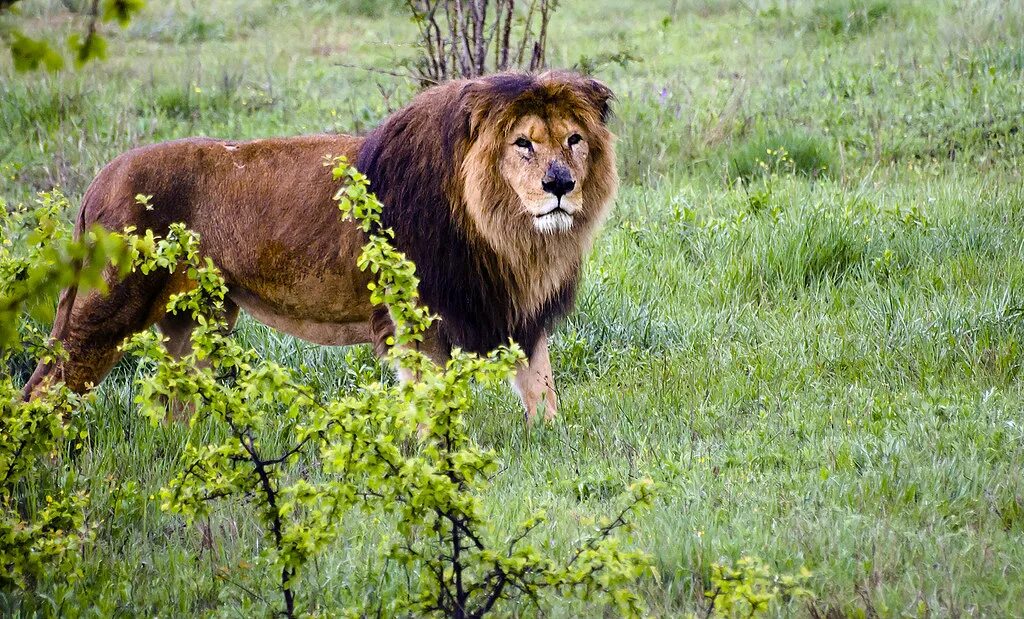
361;71;617;328
455;72;616;257
499;113;592;234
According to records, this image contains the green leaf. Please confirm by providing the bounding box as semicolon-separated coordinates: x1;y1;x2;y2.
9;32;64;72
68;32;108;68
102;0;146;27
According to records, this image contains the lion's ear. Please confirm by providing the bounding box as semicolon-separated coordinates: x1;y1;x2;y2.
581;78;614;125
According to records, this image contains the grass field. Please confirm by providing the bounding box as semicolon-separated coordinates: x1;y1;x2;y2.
3;0;1024;615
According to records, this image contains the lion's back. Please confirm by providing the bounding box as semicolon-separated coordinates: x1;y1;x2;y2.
80;134;363;235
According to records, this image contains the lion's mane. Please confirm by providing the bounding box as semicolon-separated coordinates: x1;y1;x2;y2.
356;72;617;357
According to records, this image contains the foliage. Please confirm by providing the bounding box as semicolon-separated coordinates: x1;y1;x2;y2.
573;47;642;77
0;192;134;349
117;158;653;617
0;193;133;592
0;377;88;591
1;0;144;72
704;556;813;617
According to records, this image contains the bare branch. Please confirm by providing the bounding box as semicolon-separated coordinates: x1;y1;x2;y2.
403;0;558;83
334;62;438;85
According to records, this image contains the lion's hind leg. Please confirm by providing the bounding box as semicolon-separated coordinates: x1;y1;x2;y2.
157;299;240;359
24;268;177;400
156;299;239;421
369;308;450;384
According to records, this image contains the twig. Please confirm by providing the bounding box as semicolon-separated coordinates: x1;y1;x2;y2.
566;495;643;569
214;569;272;607
77;0;101;62
514;0;539;66
334;62;438;85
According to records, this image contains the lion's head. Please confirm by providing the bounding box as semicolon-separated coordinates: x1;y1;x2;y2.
458;72;617;246
498;113;592;234
357;71;617;355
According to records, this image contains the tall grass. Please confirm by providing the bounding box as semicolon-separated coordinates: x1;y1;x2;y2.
2;0;1024;615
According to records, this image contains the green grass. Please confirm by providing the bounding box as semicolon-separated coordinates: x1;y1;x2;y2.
3;0;1024;615
721;128;836;180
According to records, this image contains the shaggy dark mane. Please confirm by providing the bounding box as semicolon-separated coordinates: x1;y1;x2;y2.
356;72;613;358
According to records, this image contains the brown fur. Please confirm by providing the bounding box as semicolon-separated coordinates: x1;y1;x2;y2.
24;72;617;421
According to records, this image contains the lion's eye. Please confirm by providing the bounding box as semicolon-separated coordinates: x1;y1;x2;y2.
513;137;532;149
567;133;583;147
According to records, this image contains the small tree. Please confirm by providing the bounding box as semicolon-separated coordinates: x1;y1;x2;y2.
405;0;557;83
0;192;133;594
124;158;652;617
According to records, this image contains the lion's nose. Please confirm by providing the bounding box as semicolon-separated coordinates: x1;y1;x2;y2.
542;165;576;198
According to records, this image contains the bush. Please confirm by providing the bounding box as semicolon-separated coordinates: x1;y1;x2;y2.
704;556;813;616
0;174;653;617
115;159;655;617
0;192;133;596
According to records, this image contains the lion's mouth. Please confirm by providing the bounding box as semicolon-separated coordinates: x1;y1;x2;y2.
533;207;574;233
536;206;570;218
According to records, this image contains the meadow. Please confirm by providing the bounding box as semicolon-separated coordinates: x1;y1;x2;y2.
2;0;1024;615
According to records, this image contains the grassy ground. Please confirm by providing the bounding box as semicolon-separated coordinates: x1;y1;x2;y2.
3;0;1024;615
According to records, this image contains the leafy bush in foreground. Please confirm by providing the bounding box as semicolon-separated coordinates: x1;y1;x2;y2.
0;193;132;591
1;0;145;72
1;169;652;616
120;159;654;617
704;556;813;617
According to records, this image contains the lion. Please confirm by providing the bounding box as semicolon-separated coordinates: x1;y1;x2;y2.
23;71;618;423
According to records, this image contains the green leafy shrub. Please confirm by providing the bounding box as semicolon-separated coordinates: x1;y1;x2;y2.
0;192;134;594
0;382;89;591
1;0;145;72
0;191;135;365
704;556;813;617
117;158;654;617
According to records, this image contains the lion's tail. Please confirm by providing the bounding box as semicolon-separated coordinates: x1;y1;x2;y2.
22;187;97;400
48;186;95;345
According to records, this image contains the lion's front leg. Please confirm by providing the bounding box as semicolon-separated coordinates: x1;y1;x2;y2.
370;308;449;382
395;328;450;383
512;331;558;424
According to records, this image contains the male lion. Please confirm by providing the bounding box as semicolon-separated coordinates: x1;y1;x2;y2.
24;71;618;422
